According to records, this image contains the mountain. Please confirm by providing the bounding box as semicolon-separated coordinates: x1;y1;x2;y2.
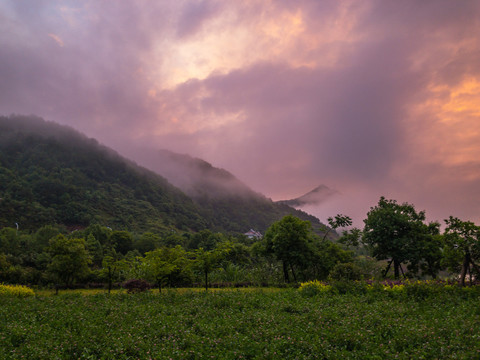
277;185;338;208
153;149;255;199
0;115;327;235
0;115;206;232
134;149;327;234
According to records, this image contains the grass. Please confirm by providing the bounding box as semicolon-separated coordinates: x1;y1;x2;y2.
0;288;479;359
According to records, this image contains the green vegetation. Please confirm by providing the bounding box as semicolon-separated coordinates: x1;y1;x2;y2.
0;114;325;235
0;288;479;359
0;283;34;297
0;115;206;233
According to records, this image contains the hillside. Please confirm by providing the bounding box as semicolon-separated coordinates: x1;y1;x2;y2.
0;115;206;232
137;150;327;234
277;185;338;208
0;115;327;234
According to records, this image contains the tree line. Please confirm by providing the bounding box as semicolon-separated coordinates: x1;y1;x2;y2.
1;196;479;290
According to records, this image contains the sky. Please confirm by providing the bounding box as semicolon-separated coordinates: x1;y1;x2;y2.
1;0;480;227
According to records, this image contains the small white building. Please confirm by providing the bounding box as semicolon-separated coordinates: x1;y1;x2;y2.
244;229;262;239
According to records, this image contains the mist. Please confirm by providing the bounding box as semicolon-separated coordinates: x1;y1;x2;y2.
1;0;480;227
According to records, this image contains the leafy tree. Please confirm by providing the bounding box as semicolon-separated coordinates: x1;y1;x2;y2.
85;233;103;268
443;216;480;286
322;214;353;241
363;197;434;279
193;247;226;291
110;230;133;255
34;225;61;252
407;223;443;279
135;232;160;255
309;240;353;280
47;235;91;293
264;215;315;283
101;248;128;294
142;246;190;292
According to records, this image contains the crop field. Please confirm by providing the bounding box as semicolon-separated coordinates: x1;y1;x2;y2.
1;288;479;359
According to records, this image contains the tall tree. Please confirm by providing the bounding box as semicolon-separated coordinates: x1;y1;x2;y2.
264;215;315;283
363;197;433;279
47;235;91;293
142;246;190;292
443;216;480;286
193;247;226;291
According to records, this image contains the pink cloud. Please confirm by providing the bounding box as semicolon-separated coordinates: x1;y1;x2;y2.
1;0;480;226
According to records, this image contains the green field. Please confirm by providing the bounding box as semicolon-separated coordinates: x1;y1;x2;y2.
1;288;479;359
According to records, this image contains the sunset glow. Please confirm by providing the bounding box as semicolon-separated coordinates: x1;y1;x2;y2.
1;0;480;225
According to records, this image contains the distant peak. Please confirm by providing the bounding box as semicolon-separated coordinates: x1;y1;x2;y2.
277;185;339;207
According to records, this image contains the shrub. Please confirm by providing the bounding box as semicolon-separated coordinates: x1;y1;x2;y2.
328;262;363;281
298;280;331;297
0;283;35;297
122;279;151;294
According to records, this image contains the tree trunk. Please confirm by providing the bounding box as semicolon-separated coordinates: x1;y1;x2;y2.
383;259;393;278
290;264;297;282
108;267;112;294
282;261;290;283
158;278;162;293
399;263;406;279
205;270;208;292
393;259;400;279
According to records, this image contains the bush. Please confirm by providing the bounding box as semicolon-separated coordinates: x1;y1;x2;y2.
298;280;331;297
122;279;151;294
328;262;363;281
0;283;35;297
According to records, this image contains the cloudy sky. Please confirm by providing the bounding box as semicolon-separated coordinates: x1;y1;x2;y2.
1;0;480;226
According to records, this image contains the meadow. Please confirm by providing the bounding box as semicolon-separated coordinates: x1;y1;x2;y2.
1;287;479;359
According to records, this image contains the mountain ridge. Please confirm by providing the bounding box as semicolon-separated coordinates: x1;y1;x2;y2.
277;185;339;208
0;115;328;235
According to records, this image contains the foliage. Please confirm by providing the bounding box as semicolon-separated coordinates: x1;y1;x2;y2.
0;289;479;359
141;246;191;292
265;215;316;282
298;280;331;296
0;115;206;232
47;235;91;289
0;283;35;297
363;197;440;279
322;214;353;241
0;115;330;235
193;247;227;291
443;216;480;286
328;262;363;281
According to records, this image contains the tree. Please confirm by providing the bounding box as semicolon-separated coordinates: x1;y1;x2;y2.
47;235;91;293
193;247;226;291
101;248;128;293
86;233;103;268
142;246;190;292
322;214;353;241
443;217;480;286
264;215;315;283
406;223;443;279
363;197;434;279
110;230;133;255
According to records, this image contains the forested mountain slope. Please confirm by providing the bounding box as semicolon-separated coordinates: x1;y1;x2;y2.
0;115;327;235
0;115;206;232
138;149;327;234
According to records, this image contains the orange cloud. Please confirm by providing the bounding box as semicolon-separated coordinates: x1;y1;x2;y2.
48;33;64;47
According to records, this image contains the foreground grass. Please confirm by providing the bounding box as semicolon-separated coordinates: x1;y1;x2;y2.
1;289;479;359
